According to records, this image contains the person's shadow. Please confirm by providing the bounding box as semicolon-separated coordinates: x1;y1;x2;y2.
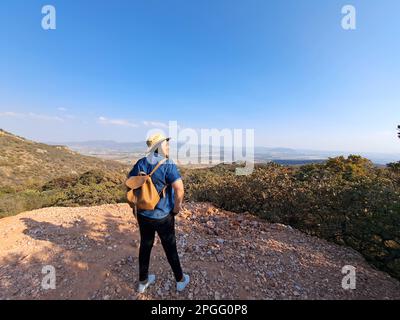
0;212;142;300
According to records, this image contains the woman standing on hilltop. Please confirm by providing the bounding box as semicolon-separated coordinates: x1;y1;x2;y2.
128;133;190;293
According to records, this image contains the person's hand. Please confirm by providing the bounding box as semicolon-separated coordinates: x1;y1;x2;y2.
172;208;180;216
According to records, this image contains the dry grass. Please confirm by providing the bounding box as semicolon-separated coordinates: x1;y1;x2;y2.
0;129;128;190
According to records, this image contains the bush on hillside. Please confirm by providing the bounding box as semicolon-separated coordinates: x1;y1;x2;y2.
0;170;127;218
183;156;400;280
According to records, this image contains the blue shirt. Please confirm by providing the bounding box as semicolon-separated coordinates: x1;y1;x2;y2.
128;153;181;219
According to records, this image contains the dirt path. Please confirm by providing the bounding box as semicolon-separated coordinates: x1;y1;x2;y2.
0;202;399;300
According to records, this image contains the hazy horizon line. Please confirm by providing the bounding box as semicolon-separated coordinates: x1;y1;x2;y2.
43;138;400;157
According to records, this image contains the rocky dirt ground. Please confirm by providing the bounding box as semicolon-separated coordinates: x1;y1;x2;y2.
0;202;399;300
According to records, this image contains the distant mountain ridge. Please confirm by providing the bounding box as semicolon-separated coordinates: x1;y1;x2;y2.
56;140;145;152
48;139;400;165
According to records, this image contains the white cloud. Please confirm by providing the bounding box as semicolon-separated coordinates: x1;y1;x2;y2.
28;112;64;121
143;120;168;128
98;116;138;128
0;111;20;117
0;111;64;122
57;107;67;112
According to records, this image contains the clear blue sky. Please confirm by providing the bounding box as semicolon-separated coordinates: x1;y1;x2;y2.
0;0;399;153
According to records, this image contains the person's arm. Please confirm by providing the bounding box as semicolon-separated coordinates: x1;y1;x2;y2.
171;178;184;214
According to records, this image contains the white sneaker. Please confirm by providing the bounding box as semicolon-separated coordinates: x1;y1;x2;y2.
138;274;156;293
176;273;190;292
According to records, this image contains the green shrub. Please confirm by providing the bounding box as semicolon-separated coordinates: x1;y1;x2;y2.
0;189;59;218
0;169;127;217
387;161;400;174
183;156;400;280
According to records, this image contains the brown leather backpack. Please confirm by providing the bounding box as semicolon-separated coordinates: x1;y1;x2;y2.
125;158;167;211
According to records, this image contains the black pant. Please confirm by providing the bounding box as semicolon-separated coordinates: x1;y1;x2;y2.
137;212;183;282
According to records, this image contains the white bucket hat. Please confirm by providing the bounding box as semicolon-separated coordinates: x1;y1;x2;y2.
146;133;170;154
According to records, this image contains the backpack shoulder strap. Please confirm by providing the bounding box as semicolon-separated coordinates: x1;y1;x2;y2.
149;158;168;176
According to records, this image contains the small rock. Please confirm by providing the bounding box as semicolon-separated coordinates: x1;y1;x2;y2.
206;221;215;229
